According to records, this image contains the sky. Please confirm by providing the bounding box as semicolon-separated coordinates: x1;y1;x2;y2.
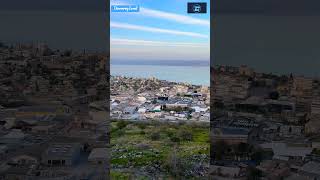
1;0;319;76
110;0;210;62
214;0;320;15
0;0;108;51
0;0;105;12
212;0;320;77
2;0;320;15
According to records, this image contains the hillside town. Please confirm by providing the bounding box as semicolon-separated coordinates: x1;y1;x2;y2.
210;65;320;180
2;41;320;179
110;76;210;178
0;43;109;179
110;76;210;122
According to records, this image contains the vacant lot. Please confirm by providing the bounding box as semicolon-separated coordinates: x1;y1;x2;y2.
110;120;210;179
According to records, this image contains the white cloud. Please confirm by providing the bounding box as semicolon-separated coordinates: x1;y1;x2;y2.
110;38;210;61
111;38;209;48
110;46;209;61
110;22;208;38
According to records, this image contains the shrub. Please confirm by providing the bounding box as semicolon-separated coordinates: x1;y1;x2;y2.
150;132;161;141
178;129;193;141
170;136;180;143
117;120;129;129
137;123;147;129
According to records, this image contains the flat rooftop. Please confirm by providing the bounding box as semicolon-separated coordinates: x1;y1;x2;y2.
45;143;80;157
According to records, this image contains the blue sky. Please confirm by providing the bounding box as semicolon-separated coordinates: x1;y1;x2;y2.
110;0;210;61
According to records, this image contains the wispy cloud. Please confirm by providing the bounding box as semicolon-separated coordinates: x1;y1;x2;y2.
110;39;209;61
110;46;209;61
140;8;210;27
110;22;208;38
111;38;209;48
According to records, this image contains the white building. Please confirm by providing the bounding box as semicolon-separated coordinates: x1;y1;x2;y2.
41;143;81;166
311;97;320;115
260;142;312;161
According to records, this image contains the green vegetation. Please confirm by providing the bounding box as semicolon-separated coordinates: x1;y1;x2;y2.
110;171;149;180
312;148;320;155
110;171;131;180
110;120;210;179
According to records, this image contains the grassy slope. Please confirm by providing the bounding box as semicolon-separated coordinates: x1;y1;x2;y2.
110;120;209;179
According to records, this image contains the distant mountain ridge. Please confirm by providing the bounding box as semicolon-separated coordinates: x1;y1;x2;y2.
111;60;210;67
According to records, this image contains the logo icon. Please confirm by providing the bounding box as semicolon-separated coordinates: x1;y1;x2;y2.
188;2;207;14
193;4;202;13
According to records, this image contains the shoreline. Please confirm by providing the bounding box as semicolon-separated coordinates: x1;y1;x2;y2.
111;75;209;87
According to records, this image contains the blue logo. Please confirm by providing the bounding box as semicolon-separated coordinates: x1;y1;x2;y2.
111;5;140;12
